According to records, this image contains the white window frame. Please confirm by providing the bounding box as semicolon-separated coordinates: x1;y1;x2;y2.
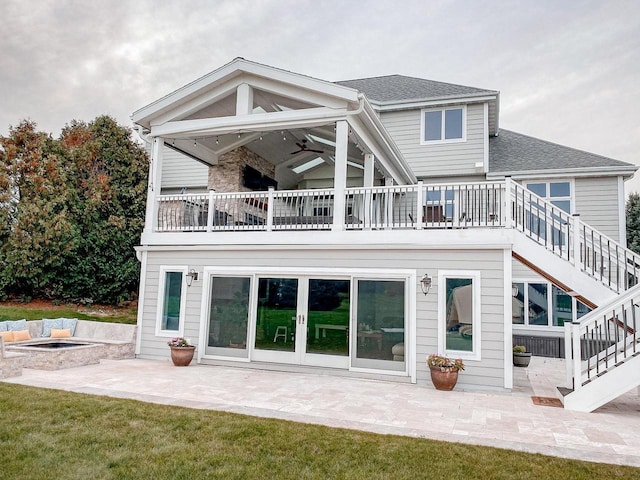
511;279;588;330
156;265;188;337
438;270;481;361
420;106;466;145
524;179;574;214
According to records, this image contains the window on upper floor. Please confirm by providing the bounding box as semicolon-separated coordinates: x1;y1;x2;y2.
421;107;465;144
525;181;572;213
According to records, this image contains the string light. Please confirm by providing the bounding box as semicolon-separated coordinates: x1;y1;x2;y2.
216;136;219;144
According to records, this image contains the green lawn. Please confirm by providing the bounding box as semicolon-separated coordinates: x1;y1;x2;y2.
0;383;637;479
0;304;137;324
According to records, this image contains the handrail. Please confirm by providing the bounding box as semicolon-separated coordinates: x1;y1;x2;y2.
507;178;640;294
156;181;507;232
565;283;640;390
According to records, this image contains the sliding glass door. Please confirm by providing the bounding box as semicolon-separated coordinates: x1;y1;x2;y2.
251;277;350;367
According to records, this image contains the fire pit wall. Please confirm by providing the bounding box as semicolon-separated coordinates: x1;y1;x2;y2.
2;319;137;375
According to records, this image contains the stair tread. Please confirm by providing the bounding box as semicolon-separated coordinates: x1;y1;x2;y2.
557;386;573;397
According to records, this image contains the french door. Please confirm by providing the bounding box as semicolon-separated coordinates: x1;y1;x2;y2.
251;276;350;368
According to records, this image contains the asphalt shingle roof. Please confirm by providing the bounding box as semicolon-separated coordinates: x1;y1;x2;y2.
335;75;497;103
489;129;635;173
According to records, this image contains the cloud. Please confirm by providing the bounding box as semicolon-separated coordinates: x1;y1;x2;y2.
1;0;638;190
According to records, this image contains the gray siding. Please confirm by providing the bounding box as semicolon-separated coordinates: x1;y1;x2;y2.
574;176;621;241
138;247;506;389
381;103;486;178
161;146;208;191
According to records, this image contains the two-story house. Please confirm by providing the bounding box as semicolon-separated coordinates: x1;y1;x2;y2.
131;58;639;411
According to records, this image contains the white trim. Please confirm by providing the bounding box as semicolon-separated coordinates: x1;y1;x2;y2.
420;105;467;145
618;176;627;246
134;250;148;356
139;228;515;250
503;249;513;389
483;102;489;174
155;265;188;337
372;94;498;111
437;270;482;361
487;166;638;180
132;58;359;125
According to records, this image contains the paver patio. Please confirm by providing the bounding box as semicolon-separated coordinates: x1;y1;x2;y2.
3;356;640;467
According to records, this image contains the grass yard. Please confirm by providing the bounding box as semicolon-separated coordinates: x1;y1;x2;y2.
0;301;137;324
0;383;637;480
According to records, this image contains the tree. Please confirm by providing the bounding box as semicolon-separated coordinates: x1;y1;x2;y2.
626;193;640;254
0;116;149;304
60;116;149;304
0;121;75;299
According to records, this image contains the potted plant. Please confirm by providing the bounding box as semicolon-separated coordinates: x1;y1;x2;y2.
167;337;195;366
513;345;532;367
427;354;465;391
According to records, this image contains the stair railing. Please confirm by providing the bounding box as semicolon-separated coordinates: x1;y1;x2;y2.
564;283;640;391
506;178;640;294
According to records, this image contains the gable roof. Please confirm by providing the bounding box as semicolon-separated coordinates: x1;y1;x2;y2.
336;75;498;104
488;129;636;177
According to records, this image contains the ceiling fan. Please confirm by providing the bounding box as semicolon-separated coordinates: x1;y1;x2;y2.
290;139;324;155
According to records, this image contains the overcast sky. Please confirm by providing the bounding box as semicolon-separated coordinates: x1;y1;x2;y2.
2;0;639;193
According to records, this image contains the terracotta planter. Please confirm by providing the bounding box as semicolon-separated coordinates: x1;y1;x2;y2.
429;366;459;391
513;352;532;367
170;346;195;366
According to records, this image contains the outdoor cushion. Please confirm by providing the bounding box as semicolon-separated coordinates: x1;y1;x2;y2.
50;328;71;338
12;329;31;341
0;331;14;342
41;318;64;337
6;319;27;331
62;318;78;336
0;321;7;331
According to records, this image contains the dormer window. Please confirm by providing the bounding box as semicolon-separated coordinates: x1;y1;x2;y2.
421;106;466;144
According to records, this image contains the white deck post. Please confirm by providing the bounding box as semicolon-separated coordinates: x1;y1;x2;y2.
144;137;164;234
572;325;583;392
207;189;215;232
415;181;423;229
564;322;574;389
385;177;394;229
266;187;274;232
503;176;512;228
363;153;374;229
332;120;348;231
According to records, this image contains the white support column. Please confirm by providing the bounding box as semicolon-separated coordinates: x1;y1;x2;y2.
564;322;574;389
332;120;348;231
236;83;253;116
363;153;375;187
144;137;164;234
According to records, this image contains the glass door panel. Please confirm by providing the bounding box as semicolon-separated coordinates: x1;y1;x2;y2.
254;278;298;352
306;279;350;357
352;279;406;371
206;276;250;358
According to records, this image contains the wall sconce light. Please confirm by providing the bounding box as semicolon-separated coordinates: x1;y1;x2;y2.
186;269;199;287
512;284;519;297
420;274;432;295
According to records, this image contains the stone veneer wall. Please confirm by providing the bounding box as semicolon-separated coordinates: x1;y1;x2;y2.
208;146;275;193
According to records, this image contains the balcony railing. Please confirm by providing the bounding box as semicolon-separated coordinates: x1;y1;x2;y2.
155;181;506;233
